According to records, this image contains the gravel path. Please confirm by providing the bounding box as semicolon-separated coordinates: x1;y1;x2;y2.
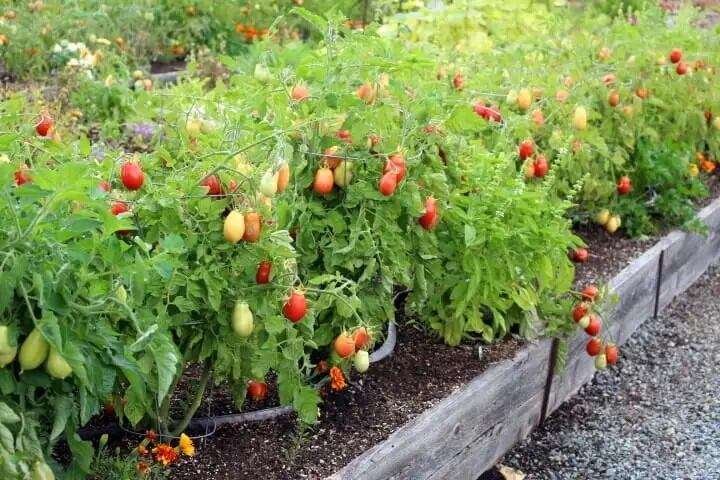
497;264;720;480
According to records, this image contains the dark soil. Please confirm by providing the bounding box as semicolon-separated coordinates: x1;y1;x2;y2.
169;324;521;480
150;59;187;75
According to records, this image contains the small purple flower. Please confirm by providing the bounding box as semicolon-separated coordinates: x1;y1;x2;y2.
127;122;157;142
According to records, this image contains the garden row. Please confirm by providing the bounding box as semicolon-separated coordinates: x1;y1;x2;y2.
0;2;718;479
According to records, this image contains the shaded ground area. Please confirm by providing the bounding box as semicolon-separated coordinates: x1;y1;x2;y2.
497;264;720;479
171;324;520;480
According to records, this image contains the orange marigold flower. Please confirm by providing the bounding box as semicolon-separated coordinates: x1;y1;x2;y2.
145;429;158;442
137;461;151;476
152;443;179;466
137;444;149;456
329;366;347;391
179;433;195;457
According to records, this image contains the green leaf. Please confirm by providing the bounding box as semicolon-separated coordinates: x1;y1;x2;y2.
50;396;72;442
150;334;180;405
0;403;19;424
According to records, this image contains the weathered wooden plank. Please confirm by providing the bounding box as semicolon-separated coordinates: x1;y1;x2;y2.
328;340;552;480
658;200;720;311
330;197;720;480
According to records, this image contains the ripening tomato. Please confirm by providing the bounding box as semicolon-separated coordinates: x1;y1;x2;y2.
518;139;534;160
569;248;589;263
572;302;589;322
314;167;334;195
581;284;599;301
322;146;342;169
352;327;371;350
99;180;112;192
378;171;397;196
242;211;261;242
418;196;439;230
110;201;129;216
283;290;308;323
605;344;619;365
334;332;356;358
608;90;620;107
120;162;144;190
291;84;310;102
247;380;268;402
35;113;53;137
356;82;375;103
276;163;290;192
200;174;223;196
256;261;271;284
585;314;602;336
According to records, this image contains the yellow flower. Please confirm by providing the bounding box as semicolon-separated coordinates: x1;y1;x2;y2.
179;433;195;457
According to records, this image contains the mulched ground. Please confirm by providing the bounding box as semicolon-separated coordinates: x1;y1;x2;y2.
169;325;520;480
497;264;720;479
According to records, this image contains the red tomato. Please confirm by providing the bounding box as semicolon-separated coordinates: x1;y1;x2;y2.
533;155;549;178
291;84;310;102
378;171;397;196
586;337;603;357
384;153;406;182
120;162;144;190
585;314;602;336
616;176;632;195
518;139;534;160
35;113;54;137
669;48;682;64
200;174;223;196
570;248;589;263
247;380;268;402
110;201;129;215
419;196;439;230
572;302;589;322
256;261;271;284
283;290;308;323
676;61;688;75
13;166;31;186
337;129;352;143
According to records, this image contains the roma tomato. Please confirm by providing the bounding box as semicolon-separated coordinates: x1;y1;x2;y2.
256;261;272;284
200;174;223;196
419;196;439;230
585;314;602;336
581;284;599;301
314;167;334;195
35;113;54;137
283;290;308;323
378;171;397;196
242;211;261;242
385;153;406;182
110;201;129;216
247;380;268;402
276;163;290;192
586;337;603;357
334;332;356;358
605;344;619;365
352;327;371;350
518;139;534;160
572;302;589;322
120;162;144;190
14;166;31;186
533;155;549;178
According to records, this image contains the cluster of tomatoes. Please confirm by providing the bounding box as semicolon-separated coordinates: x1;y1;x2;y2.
517;139;550;179
571;285;620;370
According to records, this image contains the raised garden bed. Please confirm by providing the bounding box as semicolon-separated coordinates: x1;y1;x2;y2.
325;196;720;480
